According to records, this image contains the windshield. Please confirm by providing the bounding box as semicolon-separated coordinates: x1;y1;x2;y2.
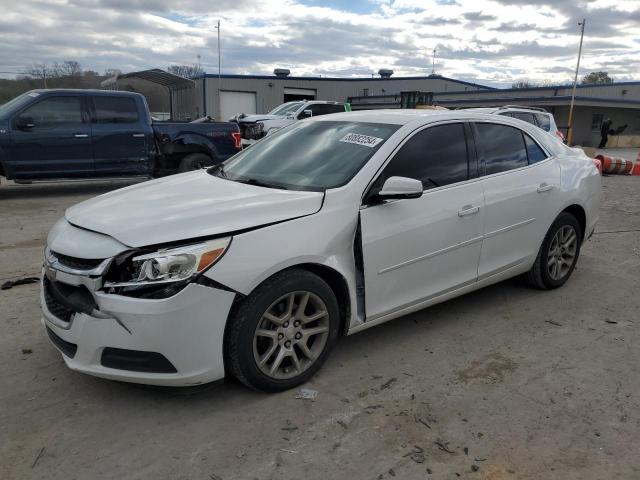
268;102;303;116
0;92;37;119
210;120;400;191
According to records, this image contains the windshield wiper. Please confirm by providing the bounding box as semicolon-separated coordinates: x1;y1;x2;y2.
240;178;288;190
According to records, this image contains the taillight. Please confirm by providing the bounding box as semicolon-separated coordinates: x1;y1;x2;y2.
231;132;242;149
555;130;565;141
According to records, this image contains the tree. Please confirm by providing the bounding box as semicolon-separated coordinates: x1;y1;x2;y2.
512;80;538;89
167;63;203;79
582;71;613;85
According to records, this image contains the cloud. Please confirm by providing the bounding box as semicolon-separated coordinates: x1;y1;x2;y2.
0;0;638;88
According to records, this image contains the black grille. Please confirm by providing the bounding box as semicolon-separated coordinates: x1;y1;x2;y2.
43;277;74;323
46;327;77;358
101;348;177;373
52;251;104;270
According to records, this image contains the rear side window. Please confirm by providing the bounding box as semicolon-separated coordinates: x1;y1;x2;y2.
18;96;83;127
534;113;551;131
381;123;469;189
524;133;547;163
94;96;139;124
510;112;536;125
474;123;528;175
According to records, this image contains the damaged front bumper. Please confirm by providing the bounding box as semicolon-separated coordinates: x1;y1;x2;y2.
41;261;236;387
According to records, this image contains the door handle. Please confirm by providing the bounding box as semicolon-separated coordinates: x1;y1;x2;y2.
74;133;89;138
537;183;554;193
132;133;145;138
458;205;480;217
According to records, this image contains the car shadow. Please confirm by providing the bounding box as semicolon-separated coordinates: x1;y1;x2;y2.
86;275;539;406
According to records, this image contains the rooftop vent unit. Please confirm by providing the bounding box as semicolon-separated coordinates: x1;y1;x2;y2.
378;69;394;79
274;68;291;78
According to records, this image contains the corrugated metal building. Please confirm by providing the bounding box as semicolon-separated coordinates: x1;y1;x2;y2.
171;70;493;121
167;69;640;147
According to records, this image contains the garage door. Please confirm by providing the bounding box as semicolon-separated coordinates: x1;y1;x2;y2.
284;87;316;102
220;91;257;120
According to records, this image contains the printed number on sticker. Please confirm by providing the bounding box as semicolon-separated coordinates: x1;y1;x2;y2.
339;133;383;148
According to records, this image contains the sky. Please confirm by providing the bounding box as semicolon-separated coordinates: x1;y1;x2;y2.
0;0;639;87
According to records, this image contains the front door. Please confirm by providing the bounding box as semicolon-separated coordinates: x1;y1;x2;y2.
360;122;485;320
9;95;92;179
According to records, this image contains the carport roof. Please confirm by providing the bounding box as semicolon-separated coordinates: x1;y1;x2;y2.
100;69;194;89
435;95;640;110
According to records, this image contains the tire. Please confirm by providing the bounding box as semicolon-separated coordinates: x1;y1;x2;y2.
225;269;341;392
526;212;582;290
177;153;213;172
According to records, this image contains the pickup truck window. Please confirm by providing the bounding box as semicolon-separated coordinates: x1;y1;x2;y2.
268;102;303;116
214;120;399;191
94;96;139;124
18;96;83;128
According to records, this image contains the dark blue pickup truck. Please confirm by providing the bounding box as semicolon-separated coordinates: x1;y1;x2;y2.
0;89;241;181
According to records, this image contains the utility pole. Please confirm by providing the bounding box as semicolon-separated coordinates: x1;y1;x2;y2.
431;48;436;75
215;19;222;120
567;18;585;146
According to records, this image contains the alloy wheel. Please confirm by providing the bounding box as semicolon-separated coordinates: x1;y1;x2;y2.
547;225;577;280
252;291;330;380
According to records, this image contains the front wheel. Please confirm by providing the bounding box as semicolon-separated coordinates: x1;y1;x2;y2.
225;269;341;392
526;212;582;289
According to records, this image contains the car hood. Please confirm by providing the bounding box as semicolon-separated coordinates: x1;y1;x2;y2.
238;114;286;123
65;171;324;248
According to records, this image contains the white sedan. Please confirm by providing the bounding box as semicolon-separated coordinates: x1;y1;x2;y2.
41;110;601;391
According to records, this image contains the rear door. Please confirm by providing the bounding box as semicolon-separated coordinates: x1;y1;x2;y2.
472;122;560;279
360;122;485;320
90;95;150;177
8;94;92;179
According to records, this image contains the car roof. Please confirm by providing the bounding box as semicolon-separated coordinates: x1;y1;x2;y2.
315;109;517;125
465;107;551;115
27;89;143;97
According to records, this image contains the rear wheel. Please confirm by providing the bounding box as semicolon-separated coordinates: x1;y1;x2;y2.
177;153;213;172
225;269;340;392
526;212;582;289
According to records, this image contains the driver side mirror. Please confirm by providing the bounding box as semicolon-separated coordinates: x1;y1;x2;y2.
377;176;423;200
300;109;313;119
16;116;35;130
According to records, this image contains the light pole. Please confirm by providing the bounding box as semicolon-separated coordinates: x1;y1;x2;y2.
215;19;222;120
567;18;585;146
431;47;436;75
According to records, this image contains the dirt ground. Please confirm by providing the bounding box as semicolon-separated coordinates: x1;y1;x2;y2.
1;174;639;480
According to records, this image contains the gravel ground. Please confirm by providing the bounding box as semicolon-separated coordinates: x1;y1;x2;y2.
1;174;639;480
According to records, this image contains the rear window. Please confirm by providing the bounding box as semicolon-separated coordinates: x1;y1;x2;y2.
534;113;551;131
510;112;536;125
94;96;139;124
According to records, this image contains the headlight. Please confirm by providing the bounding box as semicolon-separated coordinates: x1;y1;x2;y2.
104;237;231;288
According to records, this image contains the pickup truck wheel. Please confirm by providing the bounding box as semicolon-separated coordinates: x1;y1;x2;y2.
225;269;341;392
178;153;213;172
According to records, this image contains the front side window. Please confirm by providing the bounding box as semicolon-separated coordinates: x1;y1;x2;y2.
94;97;139;124
212;120;399;191
379;123;469;189
474;123;528;175
17;96;82;128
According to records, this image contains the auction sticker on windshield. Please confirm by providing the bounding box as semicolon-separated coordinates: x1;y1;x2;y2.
339;133;384;148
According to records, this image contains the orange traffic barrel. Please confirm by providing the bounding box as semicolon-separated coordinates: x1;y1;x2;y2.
633;152;640;176
592;157;603;175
